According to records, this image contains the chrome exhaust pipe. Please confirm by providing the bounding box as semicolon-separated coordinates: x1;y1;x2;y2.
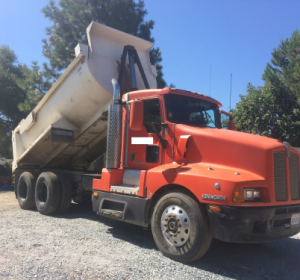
112;78;121;104
106;79;122;168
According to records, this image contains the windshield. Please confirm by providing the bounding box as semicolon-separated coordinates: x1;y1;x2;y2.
164;94;220;128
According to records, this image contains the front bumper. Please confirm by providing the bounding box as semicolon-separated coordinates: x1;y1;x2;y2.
207;204;300;243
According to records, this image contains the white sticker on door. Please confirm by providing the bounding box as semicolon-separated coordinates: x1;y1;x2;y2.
131;137;153;144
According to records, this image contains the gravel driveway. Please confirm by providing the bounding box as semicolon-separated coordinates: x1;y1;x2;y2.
1;190;300;280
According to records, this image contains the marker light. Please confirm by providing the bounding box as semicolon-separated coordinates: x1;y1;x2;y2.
209;205;221;213
233;188;244;203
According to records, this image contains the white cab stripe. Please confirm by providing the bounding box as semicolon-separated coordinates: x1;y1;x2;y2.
131;137;153;144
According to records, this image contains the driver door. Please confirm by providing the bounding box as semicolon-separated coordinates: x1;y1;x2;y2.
126;98;163;169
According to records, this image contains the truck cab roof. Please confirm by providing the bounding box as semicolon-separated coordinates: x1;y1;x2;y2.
124;87;223;108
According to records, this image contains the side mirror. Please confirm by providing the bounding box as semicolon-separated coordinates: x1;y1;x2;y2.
220;111;236;130
129;100;144;131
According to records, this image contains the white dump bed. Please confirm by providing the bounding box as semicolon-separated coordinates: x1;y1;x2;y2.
12;22;157;172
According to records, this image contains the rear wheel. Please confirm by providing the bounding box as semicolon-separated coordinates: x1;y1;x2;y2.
35;172;61;215
151;191;212;263
17;172;36;209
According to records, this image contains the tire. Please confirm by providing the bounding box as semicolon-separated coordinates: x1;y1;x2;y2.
56;174;73;213
151;191;212;263
35;172;61;215
16;172;36;209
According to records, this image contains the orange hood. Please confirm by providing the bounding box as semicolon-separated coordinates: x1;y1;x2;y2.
175;124;285;178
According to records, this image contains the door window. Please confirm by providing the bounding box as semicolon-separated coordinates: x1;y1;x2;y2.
220;112;230;129
143;99;161;133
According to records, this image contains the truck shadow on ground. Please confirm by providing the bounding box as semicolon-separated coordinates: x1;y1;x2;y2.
56;202;300;280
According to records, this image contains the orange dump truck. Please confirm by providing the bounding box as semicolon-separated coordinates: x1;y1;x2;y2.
12;22;300;263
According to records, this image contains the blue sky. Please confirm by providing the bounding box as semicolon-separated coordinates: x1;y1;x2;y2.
1;0;300;111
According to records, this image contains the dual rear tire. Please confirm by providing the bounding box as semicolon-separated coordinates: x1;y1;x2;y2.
35;172;61;215
16;171;73;215
17;172;36;210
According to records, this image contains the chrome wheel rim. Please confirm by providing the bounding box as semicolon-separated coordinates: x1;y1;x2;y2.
160;205;190;247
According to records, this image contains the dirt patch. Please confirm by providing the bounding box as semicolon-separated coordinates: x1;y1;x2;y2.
0;191;19;213
0;191;17;203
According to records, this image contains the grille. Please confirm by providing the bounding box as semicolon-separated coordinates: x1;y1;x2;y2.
274;151;287;201
289;152;300;200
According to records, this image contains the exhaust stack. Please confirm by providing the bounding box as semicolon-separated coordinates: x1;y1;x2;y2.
106;79;122;168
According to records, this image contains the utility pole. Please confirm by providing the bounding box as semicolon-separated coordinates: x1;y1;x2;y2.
230;73;232;110
209;64;211;97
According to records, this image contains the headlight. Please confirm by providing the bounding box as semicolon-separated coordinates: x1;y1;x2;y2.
244;189;261;201
233;188;261;202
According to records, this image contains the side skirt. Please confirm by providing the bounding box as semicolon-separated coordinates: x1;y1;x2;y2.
92;191;151;227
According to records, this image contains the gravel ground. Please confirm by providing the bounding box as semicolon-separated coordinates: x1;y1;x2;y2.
1;190;300;280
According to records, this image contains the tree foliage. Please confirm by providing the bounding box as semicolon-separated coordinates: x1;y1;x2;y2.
18;61;53;113
232;83;300;145
42;0;167;88
0;45;26;129
0;45;27;158
232;30;300;146
0;46;53;157
263;30;300;101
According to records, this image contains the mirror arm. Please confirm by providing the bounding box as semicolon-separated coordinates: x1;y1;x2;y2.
148;122;167;149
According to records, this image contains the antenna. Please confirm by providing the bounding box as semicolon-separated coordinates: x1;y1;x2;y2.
230;73;232;110
209;64;211;97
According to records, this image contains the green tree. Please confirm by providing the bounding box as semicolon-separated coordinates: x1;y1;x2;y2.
0;45;27;158
263;30;300;101
3;161;12;177
42;0;167;88
0;45;26;129
232;83;300;145
18;61;53;113
232;30;300;146
0;46;51;157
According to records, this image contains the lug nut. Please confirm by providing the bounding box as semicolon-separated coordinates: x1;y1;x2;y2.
176;219;180;222
164;224;167;227
174;234;177;237
177;230;180;233
168;214;171;217
165;218;168;221
178;224;182;228
169;233;173;237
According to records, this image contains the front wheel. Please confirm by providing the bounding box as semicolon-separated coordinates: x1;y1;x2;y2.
151;191;212;263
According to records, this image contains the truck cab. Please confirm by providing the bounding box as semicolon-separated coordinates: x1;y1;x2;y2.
92;84;300;262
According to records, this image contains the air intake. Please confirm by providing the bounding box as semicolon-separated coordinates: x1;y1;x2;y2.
274;151;287;201
289;152;300;200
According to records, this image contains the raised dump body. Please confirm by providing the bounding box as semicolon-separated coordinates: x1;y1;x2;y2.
12;22;157;173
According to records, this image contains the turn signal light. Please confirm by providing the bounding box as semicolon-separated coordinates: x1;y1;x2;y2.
93;192;99;197
233;188;244;203
209;205;221;213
